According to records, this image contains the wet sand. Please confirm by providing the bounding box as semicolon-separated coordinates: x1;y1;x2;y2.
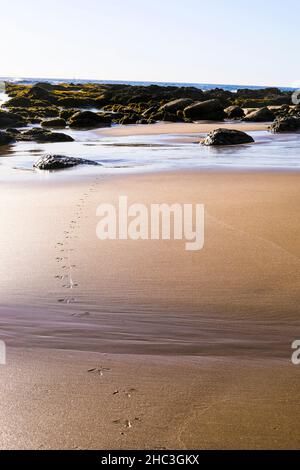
96;121;269;137
1;349;300;450
0;170;300;449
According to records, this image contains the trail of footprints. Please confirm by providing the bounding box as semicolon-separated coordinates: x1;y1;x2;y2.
54;176;140;435
87;366;141;435
54;177;100;305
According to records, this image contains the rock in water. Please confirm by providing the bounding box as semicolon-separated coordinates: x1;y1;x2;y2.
202;128;255;146
183;99;225;121
243;107;275;122
34;154;100;170
0;130;15;146
27;85;51;101
17;128;74;142
41;118;67;128
68;111;111;129
0;110;26;128
270;116;300;133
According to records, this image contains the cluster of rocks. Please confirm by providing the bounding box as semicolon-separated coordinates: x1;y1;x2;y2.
0;82;300;147
40;111;112;129
2;81;294;128
270;116;300;133
269;104;300;133
0;126;74;145
9;127;73;143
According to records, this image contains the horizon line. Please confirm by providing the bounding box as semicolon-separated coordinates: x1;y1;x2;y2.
0;75;296;90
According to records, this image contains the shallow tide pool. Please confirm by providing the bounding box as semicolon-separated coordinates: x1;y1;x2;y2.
0;127;300;182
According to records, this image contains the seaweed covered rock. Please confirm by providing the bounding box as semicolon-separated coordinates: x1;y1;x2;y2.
0;130;15;146
0;110;26;128
202;128;254;146
243;107;275;122
68;111;111;129
59;108;79;120
26;85;52;101
5;106;60;125
6;128;21;136
17;128;74;143
5;97;55;109
41;118;67;128
119;114;140;125
184;99;225;121
234;87;291;108
4;82;294;111
270;116;300;133
34;154;99;170
4;96;32;108
55;97;94;108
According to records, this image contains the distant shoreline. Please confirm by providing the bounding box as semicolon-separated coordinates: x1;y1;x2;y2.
0;76;296;92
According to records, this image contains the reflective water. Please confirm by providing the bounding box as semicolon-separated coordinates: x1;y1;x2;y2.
0;127;300;181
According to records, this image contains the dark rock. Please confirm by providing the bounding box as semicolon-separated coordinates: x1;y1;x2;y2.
160;98;194;113
5;97;54;109
6;128;20;135
270;116;300;133
148;111;164;121
56;97;94;108
4;96;32;108
34;154;100;170
5;81;294;117
14;106;59;120
148;110;182;122
68;111;111;128
142;105;160;118
34;82;54;91
93;94;111;108
243;107;275;122
236;87;284;99
41;118;67;128
183;99;225;121
236;96;290;108
6;106;59;125
161;111;182;122
119;114;140;125
0;130;14;146
0;110;26;128
105;112;124;122
27;85;51;101
224;106;244;119
203;88;233;105
59;109;79;120
17;128;74;143
202;128;254;146
274;104;290;116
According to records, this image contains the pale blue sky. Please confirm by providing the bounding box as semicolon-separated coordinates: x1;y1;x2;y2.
1;0;299;86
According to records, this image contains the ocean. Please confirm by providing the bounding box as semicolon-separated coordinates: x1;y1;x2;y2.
0;76;296;93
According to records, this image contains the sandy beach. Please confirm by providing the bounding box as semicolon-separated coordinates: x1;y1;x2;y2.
96;121;269;137
1;0;299;454
0;168;300;449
